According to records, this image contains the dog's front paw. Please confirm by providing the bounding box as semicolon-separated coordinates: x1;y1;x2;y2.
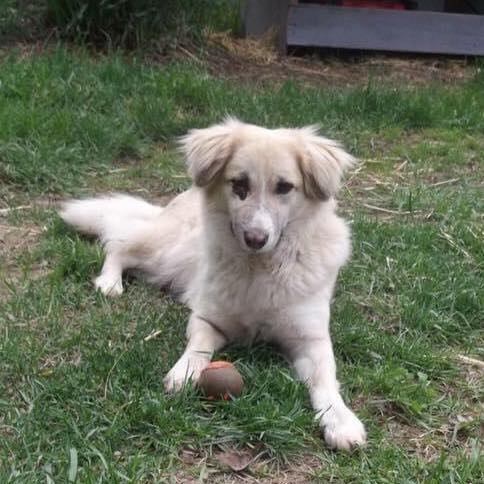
163;355;209;393
94;274;123;296
320;408;366;451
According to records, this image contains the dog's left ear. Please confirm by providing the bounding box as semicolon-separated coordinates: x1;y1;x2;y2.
179;119;240;187
296;127;356;200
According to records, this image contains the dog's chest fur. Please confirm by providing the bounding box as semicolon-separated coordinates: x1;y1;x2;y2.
188;224;345;343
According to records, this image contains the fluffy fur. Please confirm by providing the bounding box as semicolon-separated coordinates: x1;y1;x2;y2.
60;119;366;450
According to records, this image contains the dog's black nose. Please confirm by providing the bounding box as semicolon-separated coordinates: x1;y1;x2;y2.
244;230;268;250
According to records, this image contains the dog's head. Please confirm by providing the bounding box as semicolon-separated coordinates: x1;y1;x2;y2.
179;118;355;253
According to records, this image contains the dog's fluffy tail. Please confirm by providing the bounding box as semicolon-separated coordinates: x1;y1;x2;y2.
59;194;162;242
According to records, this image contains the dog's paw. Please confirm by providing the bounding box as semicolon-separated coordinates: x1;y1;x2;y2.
163;355;209;393
94;274;123;296
320;408;366;451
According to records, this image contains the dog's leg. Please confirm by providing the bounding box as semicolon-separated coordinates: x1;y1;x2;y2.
94;252;124;297
290;331;366;451
164;314;226;392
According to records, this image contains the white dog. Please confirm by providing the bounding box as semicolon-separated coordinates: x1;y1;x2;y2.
60;119;366;450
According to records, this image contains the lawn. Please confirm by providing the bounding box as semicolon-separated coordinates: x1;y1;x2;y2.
0;44;482;482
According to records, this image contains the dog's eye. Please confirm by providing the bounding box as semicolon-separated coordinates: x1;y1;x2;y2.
231;178;250;200
275;181;294;195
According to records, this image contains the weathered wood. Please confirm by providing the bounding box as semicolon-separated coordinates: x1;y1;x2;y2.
416;0;445;11
242;0;290;53
287;5;484;55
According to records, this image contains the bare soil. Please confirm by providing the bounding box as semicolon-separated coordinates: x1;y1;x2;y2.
167;33;477;88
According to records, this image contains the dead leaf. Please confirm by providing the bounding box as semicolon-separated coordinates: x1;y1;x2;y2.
215;450;252;472
180;449;197;465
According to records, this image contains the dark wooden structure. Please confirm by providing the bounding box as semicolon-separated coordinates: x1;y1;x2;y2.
242;0;484;55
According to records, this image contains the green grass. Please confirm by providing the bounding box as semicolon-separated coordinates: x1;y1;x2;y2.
0;1;240;48
45;0;241;48
0;47;483;482
1;48;484;194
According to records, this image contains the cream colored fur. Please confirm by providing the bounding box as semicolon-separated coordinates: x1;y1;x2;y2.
60;119;366;450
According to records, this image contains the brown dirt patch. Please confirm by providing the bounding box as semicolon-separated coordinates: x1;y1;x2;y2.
164;452;323;483
6;32;476;90
166;33;476;88
0;198;57;300
386;419;445;462
0;222;43;298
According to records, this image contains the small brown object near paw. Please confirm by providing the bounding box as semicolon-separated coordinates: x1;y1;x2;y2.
198;361;244;400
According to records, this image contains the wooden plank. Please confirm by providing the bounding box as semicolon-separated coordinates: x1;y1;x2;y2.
416;0;445;11
287;5;484;55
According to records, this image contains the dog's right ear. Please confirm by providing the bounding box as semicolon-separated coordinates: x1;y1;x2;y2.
179;119;240;187
296;126;356;201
